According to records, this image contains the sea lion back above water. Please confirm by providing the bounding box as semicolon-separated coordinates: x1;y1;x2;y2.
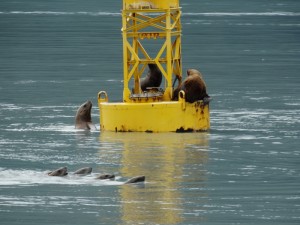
75;100;96;130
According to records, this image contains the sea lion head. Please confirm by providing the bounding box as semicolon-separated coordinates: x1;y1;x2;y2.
73;167;92;175
187;69;203;77
48;166;68;176
75;100;94;130
96;174;115;180
124;175;146;184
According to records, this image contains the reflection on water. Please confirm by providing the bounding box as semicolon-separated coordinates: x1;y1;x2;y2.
99;132;209;224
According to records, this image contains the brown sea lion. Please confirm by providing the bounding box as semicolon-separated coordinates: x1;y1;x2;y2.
124;175;146;184
140;64;162;91
172;69;209;103
74;167;92;175
48;166;68;176
47;166;145;184
75;100;96;130
95;174;116;180
95;174;145;184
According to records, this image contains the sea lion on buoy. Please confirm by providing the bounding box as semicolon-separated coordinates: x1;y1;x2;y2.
74;167;92;175
140;64;162;91
172;69;209;103
75;100;96;130
48;166;68;176
124;175;146;184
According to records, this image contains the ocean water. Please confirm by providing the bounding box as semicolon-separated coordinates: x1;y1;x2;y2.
0;0;300;224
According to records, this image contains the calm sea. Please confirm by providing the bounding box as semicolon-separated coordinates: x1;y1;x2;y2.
0;0;299;224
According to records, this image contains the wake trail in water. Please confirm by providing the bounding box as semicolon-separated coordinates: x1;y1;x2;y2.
0;169;123;186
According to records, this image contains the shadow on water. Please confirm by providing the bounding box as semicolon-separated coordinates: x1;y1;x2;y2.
99;132;210;224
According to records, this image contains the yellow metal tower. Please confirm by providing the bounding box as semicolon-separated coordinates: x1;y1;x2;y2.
122;0;182;102
98;0;210;132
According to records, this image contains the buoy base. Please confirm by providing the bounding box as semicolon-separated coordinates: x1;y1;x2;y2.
98;91;210;132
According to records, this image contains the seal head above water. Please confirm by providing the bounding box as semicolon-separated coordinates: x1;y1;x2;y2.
95;174;116;180
48;166;68;176
124;175;146;184
75;100;96;130
73;167;92;175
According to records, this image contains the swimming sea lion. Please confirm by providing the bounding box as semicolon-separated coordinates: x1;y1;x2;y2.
95;174;145;184
47;166;145;184
95;174;116;180
172;69;209;103
124;175;146;184
75;100;96;130
140;64;162;91
74;167;92;175
48;166;68;176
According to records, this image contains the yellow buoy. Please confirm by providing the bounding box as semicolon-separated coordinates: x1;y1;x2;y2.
98;0;210;132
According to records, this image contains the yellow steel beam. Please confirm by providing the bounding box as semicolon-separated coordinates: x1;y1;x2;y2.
130;12;166;27
137;40;151;60
126;31;181;38
125;14;167;32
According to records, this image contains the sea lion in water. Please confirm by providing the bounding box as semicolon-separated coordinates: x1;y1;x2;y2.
48;166;68;176
75;100;96;130
172;69;209;103
140;64;162;91
95;174;116;180
96;174;145;184
74;167;92;175
124;175;146;184
47;166;145;184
